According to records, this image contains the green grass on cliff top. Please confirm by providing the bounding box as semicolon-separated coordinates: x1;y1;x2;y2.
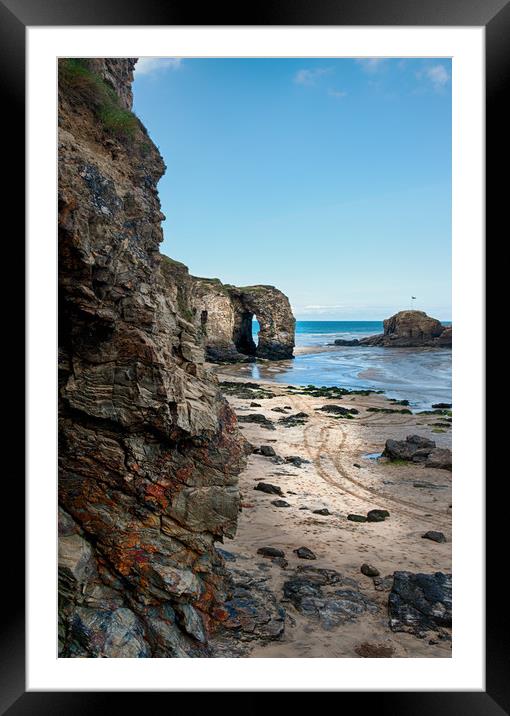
59;59;139;141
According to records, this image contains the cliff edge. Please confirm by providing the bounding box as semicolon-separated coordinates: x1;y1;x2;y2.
58;59;250;657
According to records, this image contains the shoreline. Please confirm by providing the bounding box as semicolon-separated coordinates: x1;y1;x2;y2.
293;343;452;357
215;345;452;412
213;371;452;658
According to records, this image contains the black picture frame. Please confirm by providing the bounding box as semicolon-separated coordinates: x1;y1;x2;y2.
2;0;498;710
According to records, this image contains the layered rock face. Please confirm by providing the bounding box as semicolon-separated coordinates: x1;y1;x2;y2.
58;59;248;657
160;260;296;363
334;311;451;348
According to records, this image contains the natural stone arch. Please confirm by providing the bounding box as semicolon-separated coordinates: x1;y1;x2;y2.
163;269;296;363
234;286;295;360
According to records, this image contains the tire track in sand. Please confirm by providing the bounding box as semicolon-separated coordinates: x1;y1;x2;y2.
287;393;445;522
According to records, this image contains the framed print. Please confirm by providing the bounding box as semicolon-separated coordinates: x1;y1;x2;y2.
1;0;502;709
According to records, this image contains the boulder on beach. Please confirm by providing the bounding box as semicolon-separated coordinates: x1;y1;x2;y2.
348;514;367;523
254;445;277;457
361;564;380;577
254;482;284;496
271;500;291;508
294;547;317;560
237;414;276;430
367;509;390;522
425;448;452;470
422;531;447;543
257;547;285;558
383;435;452;470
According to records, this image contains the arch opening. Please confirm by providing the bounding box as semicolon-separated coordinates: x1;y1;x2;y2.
234;310;257;356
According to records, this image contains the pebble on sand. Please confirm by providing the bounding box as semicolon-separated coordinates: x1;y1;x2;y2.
257;547;285;558
422;531;447;543
254;482;284;496
294;547;317;560
361;563;380;577
348;514;367;523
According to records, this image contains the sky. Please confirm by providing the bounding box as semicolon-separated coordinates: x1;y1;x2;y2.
133;58;451;321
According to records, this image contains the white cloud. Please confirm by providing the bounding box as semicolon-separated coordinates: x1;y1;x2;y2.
425;64;450;90
301;304;349;314
294;67;332;86
135;57;182;76
356;58;386;73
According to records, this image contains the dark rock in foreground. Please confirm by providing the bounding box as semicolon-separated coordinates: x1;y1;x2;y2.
283;566;378;630
238;413;276;430
220;381;274;400
361;564;380;577
294;547;317;560
257;547;285;559
272;500;291;508
211;569;286;654
388;571;452;634
373;575;394;592
272;557;289;569
317;405;359;415
367;509;390;522
285;455;310;467
384;434;435;461
422;531;447;543
312;508;332;516
425;448;452;470
278;412;309;427
254;444;277;457
383;435;452;470
254;482;284;496
348;514;367;523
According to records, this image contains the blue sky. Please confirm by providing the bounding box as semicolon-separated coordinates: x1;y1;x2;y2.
133;58;451;321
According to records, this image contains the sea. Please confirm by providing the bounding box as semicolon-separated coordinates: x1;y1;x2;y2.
244;320;452;411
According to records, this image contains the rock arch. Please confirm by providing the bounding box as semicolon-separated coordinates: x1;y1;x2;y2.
159;261;295;362
233;286;295;360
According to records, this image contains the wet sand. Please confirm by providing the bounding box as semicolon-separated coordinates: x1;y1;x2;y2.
216;369;452;658
294;344;341;356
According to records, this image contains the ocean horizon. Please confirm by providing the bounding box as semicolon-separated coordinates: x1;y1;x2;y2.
254;319;451;344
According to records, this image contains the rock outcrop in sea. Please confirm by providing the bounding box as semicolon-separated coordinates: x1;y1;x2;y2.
160;257;295;363
334;310;452;348
57;58;280;657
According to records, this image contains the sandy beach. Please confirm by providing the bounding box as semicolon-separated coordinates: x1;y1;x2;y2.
215;369;452;658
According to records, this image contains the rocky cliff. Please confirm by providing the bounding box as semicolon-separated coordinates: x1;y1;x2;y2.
334;311;452;348
58;59;250;657
160;258;296;363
